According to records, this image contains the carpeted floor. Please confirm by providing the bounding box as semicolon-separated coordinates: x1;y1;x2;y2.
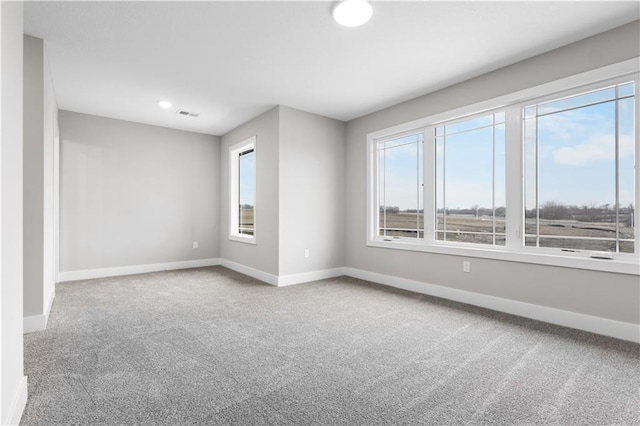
21;266;640;425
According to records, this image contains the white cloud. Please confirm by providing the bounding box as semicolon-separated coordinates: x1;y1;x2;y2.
538;107;606;143
553;134;634;166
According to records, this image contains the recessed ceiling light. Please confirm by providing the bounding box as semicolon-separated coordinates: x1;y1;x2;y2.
157;100;172;109
332;0;373;27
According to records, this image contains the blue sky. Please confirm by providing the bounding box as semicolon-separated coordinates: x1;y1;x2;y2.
436;118;505;211
380;114;505;211
380;83;635;212
378;134;423;211
530;90;635;210
239;151;255;206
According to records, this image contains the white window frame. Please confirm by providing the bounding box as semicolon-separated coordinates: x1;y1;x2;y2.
376;129;426;240
432;110;507;247
229;136;257;244
520;76;636;256
366;59;640;275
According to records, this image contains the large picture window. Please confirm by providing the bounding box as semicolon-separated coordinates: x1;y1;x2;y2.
229;136;256;243
367;66;638;274
524;82;635;253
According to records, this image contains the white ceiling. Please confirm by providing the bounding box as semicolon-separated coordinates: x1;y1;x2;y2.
24;1;639;136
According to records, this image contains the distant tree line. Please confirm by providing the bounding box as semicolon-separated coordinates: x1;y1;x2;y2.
379;206;401;213
240;204;254;209
380;202;635;226
380;205;504;217
526;201;634;226
436;206;506;217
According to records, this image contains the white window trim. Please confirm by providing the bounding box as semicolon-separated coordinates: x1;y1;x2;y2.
229;136;257;245
366;58;640;276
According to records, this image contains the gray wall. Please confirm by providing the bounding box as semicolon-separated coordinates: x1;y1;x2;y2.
220;107;280;275
1;1;26;423
23;35;58;320
43;43;58;304
344;21;640;324
59;111;220;272
279;106;345;276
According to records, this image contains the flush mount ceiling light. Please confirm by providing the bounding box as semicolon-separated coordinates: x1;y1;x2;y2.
332;0;373;27
157;100;172;109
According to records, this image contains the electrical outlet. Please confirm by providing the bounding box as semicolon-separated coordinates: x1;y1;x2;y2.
193;241;199;249
304;249;310;258
463;261;471;273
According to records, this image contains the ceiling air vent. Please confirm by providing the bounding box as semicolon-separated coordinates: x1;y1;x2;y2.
176;109;199;118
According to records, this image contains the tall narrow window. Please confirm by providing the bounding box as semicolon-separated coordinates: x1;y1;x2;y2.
435;112;506;245
230;136;256;243
238;148;255;235
524;82;635;253
376;132;424;239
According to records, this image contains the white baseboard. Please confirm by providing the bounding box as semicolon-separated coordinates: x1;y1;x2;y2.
277;267;345;287
58;258;221;282
219;259;278;286
219;260;345;287
23;314;47;334
45;284;55;317
344;267;640;343
23;285;56;333
5;376;27;426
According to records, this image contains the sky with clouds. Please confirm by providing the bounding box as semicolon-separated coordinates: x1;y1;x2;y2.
529;87;634;209
380;83;635;212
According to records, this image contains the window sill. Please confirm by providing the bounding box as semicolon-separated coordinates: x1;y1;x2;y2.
367;239;640;275
229;234;256;245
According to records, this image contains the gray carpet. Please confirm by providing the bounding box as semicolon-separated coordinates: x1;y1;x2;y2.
21;266;640;425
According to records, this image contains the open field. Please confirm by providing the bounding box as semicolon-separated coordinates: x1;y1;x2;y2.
379;212;635;253
239;208;254;235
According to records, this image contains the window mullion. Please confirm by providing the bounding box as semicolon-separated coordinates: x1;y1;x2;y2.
443;130;447;242
634;75;640;260
615;85;620;252
535;105;539;248
416;136;420;239
505;106;523;250
492;114;496;245
423;127;436;244
367;135;377;241
382;143;387;237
